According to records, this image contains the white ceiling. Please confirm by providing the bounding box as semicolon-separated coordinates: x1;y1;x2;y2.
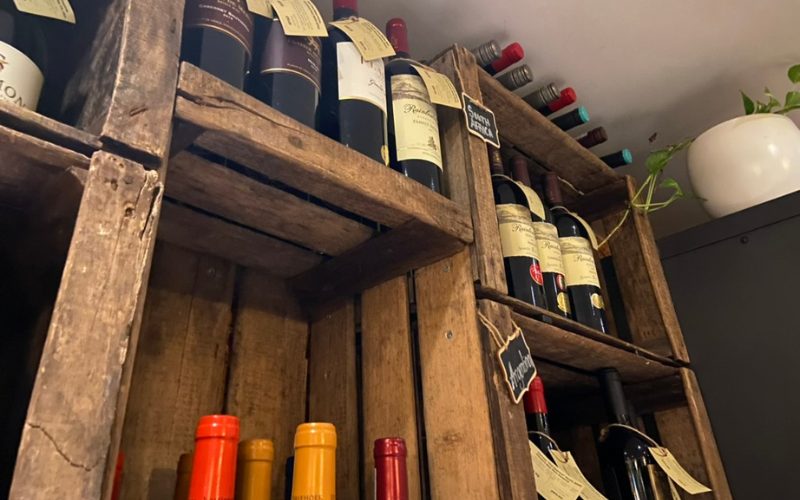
323;0;800;237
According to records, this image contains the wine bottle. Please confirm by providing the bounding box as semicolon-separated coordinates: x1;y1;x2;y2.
576;127;608;149
318;0;387;164
471;40;501;67
510;157;569;318
374;437;409;500
236;439;274;500
489;147;546;308
552;106;589;131
182;0;254;89
483;42;524;75
250;15;321;127
0;3;46;110
283;456;294;500
495;64;533;91
385;18;443;192
524;376;558;457
537;87;576;117
602;149;633;168
523;83;559;110
597;368;671;500
544;173;608;332
291;423;336;500
188;415;240;500
174;453;193;500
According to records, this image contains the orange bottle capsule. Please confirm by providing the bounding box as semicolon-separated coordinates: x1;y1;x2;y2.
236;439;274;500
291;423;337;500
174;452;193;500
189;415;240;500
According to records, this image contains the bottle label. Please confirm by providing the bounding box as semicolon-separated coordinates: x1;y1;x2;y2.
532;222;565;275
496;204;539;259
550;451;608;500
185;0;255;55
529;442;585;499
391;74;443;169
12;0;75;23
329;17;395;61
245;0;273;18
0;41;44;110
411;64;462;108
559;236;600;288
259;19;321;90
648;447;712;495
517;183;546;220
336;41;387;113
269;0;327;37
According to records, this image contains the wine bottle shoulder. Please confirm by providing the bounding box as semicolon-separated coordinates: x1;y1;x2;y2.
492;176;528;206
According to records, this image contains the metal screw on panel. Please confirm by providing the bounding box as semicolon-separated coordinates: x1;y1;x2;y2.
446;330;454;340
740;236;749;244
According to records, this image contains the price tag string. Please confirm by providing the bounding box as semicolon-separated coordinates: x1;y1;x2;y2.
529;431;564;454
476;310;526;349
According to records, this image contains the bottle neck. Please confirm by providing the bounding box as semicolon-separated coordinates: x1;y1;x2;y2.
599;370;632;425
333;7;357;20
488;147;505;176
527;412;551;436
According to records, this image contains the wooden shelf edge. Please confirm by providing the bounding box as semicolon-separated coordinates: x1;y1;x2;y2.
0;101;101;157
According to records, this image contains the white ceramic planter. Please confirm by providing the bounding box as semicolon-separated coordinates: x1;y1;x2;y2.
688;114;800;218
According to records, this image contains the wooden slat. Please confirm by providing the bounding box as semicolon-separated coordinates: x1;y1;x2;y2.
166;152;374;255
429;46;508;293
414;250;499;498
477;68;620;193
564;177;629;223
308;301;359;500
175;62;472;243
0;101;101;156
512;312;679;385
480;287;680;368
10;152;162;499
361;277;422;500
158;201;323;278
226;270;309;500
119;243;234;500
605;176;689;361
291;219;464;310
0;124;91;170
477;300;537;500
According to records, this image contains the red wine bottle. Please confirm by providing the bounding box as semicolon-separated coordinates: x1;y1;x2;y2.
182;0;254;90
523;83;559;110
551;106;589;131
490;148;546;307
524;376;557;456
510;157;570;318
598;368;671;500
495;64;533;91
385;18;442;192
0;3;46;110
374;437;409;500
250;15;321;127
576;127;608;149
544;173;607;332
484;42;524;75
537;87;576;117
602;149;633;168
471;40;501;67
318;0;387;164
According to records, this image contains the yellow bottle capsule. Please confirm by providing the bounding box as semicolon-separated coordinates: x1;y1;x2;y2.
291;423;337;500
236;439;274;500
173;452;193;500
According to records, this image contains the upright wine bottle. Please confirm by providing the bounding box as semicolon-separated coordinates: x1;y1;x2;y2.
552;106;589;131
489;148;546;307
250;15;321;127
524;376;557;457
544;173;607;332
236;439;274;500
374;437;409;500
182;0;254;89
385;18;443;192
292;423;336;500
0;3;46;110
189;415;240;500
537;87;576;117
510;157;569;318
319;0;387;164
576;127;608;149
597;368;671;500
483;42;524;75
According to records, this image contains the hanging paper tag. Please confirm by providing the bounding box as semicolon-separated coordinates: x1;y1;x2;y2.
270;0;328;37
648;447;711;495
496;329;536;403
13;0;75;23
550;451;607;500
569;210;599;250
530;443;583;500
516;182;546;220
330;17;395;60
246;0;273;18
411;65;462;109
463;93;500;148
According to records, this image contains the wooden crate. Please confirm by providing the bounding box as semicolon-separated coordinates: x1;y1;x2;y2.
428;45;732;500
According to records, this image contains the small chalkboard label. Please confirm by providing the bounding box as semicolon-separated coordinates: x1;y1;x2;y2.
497;329;537;403
462;93;500;148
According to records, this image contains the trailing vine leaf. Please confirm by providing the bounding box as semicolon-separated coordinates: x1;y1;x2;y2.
660;177;684;198
645;150;670;175
741;91;755;114
789;64;800;84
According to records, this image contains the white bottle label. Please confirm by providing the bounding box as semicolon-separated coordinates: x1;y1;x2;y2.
0;41;44;110
391;74;443;169
337;41;387;113
496;204;539;259
559;236;600;288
